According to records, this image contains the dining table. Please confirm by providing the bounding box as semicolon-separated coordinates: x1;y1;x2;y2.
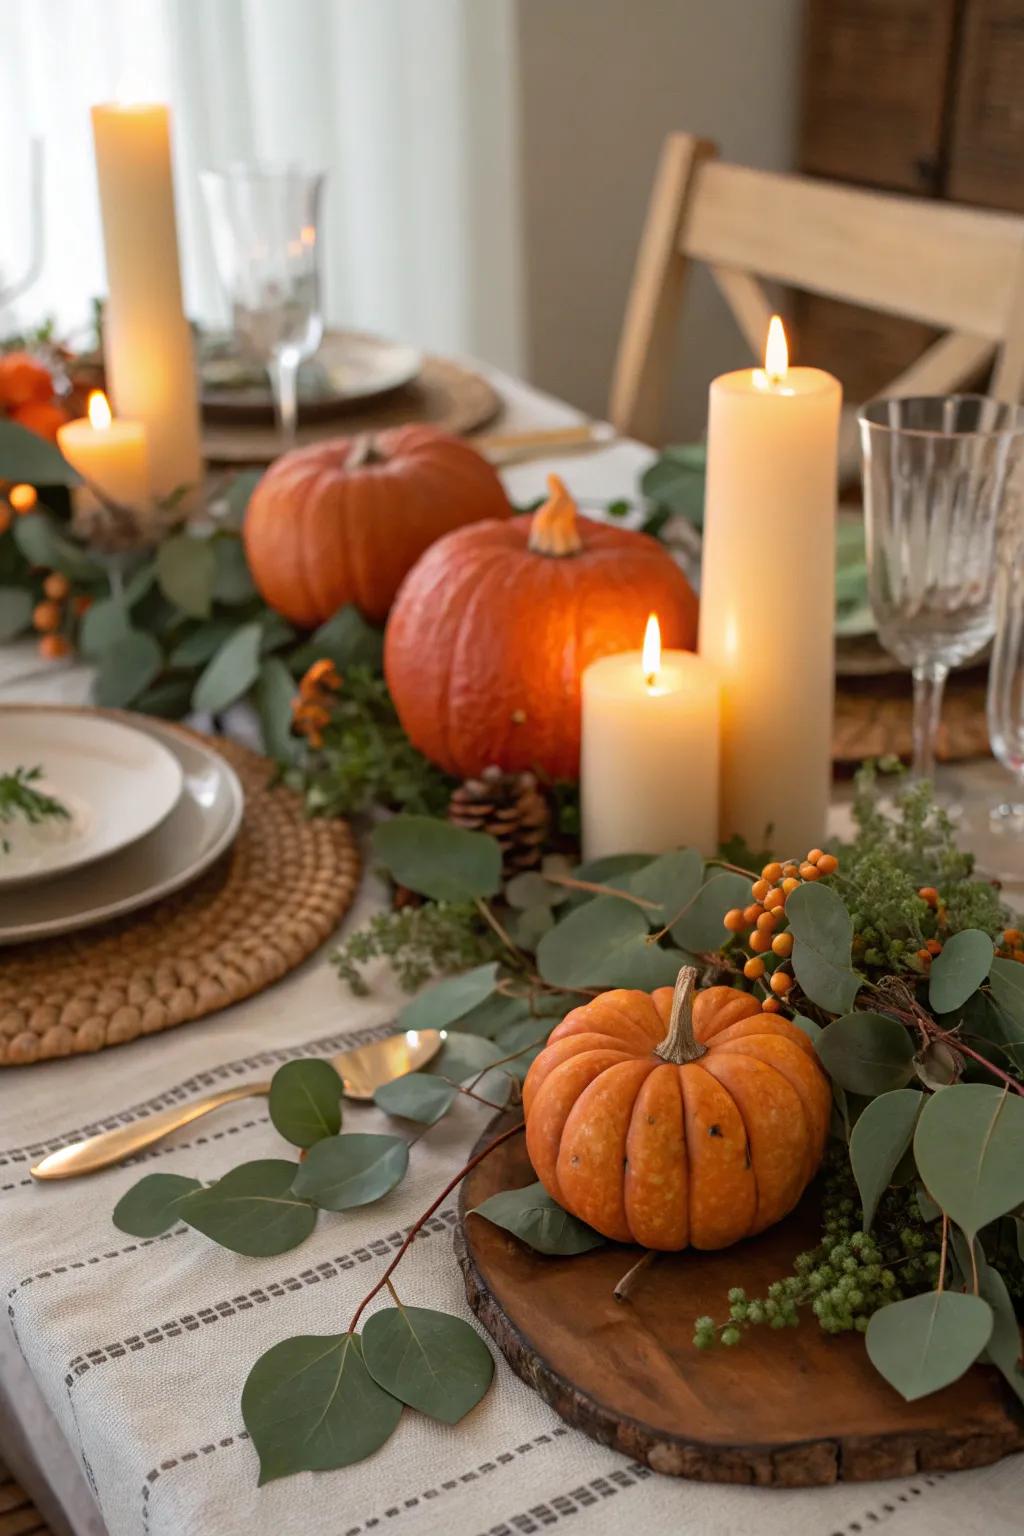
1;361;1021;1536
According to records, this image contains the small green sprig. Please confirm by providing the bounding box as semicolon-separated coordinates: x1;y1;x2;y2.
333;900;502;996
0;765;70;853
289;668;454;820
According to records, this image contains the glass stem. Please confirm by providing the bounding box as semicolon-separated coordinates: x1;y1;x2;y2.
911;662;948;783
270;352;300;445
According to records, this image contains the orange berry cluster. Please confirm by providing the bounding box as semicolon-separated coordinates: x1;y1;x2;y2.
723;848;841;1011
32;572;91;661
912;886;947;970
291;658;343;749
997;927;1024;964
0;352;71;441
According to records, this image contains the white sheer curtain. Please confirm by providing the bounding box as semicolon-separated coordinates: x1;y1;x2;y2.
0;0;525;370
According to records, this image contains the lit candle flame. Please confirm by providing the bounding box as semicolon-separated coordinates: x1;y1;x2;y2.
764;315;788;383
642;612;661;689
88;390;113;430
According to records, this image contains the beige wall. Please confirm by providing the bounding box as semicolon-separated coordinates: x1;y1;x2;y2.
514;0;803;439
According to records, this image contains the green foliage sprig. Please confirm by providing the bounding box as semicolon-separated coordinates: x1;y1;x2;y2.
0;765;70;853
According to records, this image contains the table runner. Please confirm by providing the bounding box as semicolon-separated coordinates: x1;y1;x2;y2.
2;364;1022;1536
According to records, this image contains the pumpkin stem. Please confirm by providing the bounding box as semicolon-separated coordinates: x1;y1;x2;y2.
528;473;584;556
655;966;707;1065
347;433;385;469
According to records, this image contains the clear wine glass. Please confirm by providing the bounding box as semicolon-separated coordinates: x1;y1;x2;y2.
964;494;1024;879
858;395;1024;783
200;164;325;444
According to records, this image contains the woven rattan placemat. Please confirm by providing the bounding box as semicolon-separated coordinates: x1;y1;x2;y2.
833;674;989;764
0;723;360;1067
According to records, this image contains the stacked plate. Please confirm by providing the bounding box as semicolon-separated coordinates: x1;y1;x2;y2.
0;710;244;945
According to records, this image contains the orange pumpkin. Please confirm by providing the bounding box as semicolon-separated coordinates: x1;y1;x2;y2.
384;475;699;780
243;426;512;627
522;966;831;1250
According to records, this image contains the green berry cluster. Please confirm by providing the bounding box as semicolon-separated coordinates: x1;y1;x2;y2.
692;1153;943;1351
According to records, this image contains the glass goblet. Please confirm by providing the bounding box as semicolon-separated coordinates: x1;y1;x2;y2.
858;395;1024;783
200;164;325;444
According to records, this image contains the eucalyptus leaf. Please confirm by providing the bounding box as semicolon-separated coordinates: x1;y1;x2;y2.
291;1133;409;1210
571;852;650;885
928;929;994;1014
849;1089;922;1231
670;871;750;952
865;1290;992;1401
373;1072;456;1125
242;1332;402;1484
361;1305;493;1424
536;895;647;988
267;1059;343;1148
815;1012;916;1096
791;1014;823;1044
0;417;81;484
914;1039;960;1091
292;603;384;673
122;558;157;607
222;468;262;529
93;628;163;707
640;442;706;527
191;620;262;715
169;619;235;668
451;992;532;1040
258;610;295;654
916;1185;941;1223
135;676;194;718
507;904;555;950
624;847;704;928
914;1083;1024;1242
211;534;257;604
78;596;130;659
13;511;102;582
430;1031;505;1083
397;963;499;1033
112;1173;202;1237
505;871;567;909
0;587;33;641
989;958;1024;1028
785;881;861;1013
182;1159;316;1256
255;656;300;764
372;815;501;902
977;1260;1024;1407
156;532;216;618
470;1180;606;1255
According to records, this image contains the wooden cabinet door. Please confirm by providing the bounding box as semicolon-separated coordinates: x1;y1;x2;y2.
948;0;1024;213
801;0;958;193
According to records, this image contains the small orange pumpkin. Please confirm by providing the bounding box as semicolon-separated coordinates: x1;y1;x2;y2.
522;966;830;1250
384;475;699;780
243;426;512;627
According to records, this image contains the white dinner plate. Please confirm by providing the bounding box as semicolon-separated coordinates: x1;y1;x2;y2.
0;715;244;944
0;711;183;888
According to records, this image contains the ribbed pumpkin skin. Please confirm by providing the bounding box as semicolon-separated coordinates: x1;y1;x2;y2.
522;986;831;1250
243;426;512;626
383;513;699;780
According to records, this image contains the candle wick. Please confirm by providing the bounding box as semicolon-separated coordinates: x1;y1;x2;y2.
644;671;658;691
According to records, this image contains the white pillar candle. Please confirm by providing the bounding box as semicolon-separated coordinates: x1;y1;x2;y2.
91;101;203;507
56;390;150;510
699;317;841;855
581;616;720;859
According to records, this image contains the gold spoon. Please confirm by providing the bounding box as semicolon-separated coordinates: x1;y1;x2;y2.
29;1029;444;1182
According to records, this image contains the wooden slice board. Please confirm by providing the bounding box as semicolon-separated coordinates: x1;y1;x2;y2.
456;1115;1024;1487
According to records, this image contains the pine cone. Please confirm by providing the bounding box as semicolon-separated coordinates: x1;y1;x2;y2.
448;765;551;875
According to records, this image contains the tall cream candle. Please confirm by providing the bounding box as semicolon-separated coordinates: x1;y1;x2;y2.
91;102;203;507
699;318;841;855
581;616;720;859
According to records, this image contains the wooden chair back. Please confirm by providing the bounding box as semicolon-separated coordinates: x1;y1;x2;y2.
610;133;1024;446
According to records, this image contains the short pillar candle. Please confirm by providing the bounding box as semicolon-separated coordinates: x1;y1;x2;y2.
581;616;720;859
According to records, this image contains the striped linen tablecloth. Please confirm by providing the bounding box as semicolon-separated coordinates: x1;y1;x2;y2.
2;366;1022;1536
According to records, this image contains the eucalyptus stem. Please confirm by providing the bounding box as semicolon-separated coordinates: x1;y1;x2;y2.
937;1212;949;1294
348;1121;524;1333
540;872;659;910
475;898;525;962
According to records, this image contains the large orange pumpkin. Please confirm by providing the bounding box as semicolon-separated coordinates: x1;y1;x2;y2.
243;426;512;627
523;967;831;1250
384;475;699;780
